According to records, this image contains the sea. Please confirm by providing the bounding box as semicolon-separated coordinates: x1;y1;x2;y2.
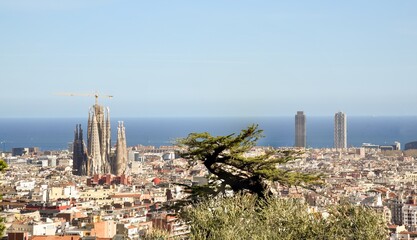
1;116;417;151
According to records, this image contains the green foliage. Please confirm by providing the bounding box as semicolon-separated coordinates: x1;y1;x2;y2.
177;125;322;199
180;194;388;240
176;126;386;239
0;159;7;236
0;218;5;237
325;203;388;240
142;229;171;240
0;159;7;172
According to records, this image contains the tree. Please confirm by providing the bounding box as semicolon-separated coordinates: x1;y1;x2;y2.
0;218;5;239
142;229;170;240
177;125;322;200
177;126;387;239
325;203;388;240
0;159;7;237
180;194;388;240
0;159;6;172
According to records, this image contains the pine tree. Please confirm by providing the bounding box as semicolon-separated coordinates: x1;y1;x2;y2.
178;124;322;200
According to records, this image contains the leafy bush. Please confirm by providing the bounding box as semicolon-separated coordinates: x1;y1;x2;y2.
180;194;387;240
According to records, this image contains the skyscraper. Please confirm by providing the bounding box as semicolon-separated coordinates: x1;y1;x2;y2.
334;112;347;149
295;111;306;148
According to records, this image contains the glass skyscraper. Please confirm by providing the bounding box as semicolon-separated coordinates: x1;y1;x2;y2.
295;111;306;148
334;112;347;149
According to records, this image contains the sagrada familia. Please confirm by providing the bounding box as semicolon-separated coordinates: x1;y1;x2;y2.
72;102;128;176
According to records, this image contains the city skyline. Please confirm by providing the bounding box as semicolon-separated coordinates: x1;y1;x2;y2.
1;1;417;118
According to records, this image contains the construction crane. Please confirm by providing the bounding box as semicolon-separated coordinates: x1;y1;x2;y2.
56;92;113;105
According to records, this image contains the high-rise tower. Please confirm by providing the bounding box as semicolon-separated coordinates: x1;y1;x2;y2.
114;121;128;176
334;112;347;149
295;111;306;148
73;124;88;175
87;103;111;175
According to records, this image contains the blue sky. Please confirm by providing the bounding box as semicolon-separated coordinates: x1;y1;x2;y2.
0;0;416;117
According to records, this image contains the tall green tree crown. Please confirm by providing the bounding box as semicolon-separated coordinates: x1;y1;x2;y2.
178;124;322;199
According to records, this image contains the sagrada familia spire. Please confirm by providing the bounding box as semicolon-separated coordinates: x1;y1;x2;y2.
73;124;88;176
114;121;127;176
87;103;111;175
72;100;128;176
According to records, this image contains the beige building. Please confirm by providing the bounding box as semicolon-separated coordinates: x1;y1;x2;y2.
78;187;115;206
47;185;78;201
90;220;117;238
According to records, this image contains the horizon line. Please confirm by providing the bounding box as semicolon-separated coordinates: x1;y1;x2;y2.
2;115;417;119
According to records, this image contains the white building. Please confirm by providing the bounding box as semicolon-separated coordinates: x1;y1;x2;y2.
15;180;35;192
403;204;417;231
8;221;56;236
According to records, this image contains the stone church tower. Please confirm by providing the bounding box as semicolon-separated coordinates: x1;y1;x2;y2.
87;104;111;175
72;124;88;175
114;121;128;175
73;101;129;177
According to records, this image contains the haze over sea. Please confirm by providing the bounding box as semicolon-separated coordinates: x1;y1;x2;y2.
1;116;417;151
